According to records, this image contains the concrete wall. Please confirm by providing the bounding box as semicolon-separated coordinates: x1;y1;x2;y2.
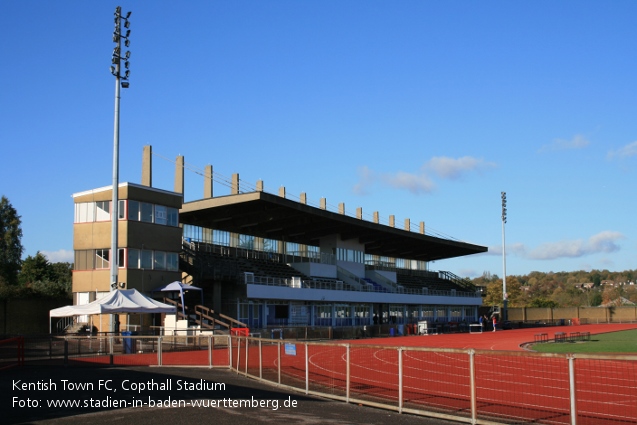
0;297;71;335
508;307;637;323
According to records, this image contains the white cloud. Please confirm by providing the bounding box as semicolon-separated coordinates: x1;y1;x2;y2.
485;243;527;256
607;141;637;159
353;166;375;195
539;134;590;152
41;249;74;263
381;171;436;194
353;155;495;195
527;231;624;260
423;156;496;180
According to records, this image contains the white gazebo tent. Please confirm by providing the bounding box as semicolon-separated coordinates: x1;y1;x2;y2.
49;289;177;333
151;281;204;316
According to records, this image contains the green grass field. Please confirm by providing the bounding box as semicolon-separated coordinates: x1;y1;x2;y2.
532;329;637;353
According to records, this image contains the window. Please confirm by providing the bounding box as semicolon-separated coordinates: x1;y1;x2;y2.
74;250;93;270
95;201;110;221
140;202;153;223
118;248;125;269
167;207;178;226
128;200;140;221
167;253;179;271
141;249;153;269
74;202;95;223
95;249;110;269
128;248;140;269
154;205;167;225
153;251;166;270
118;200;126;220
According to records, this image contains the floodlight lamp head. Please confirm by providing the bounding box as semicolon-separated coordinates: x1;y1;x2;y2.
115;6;121;14
124;20;130;28
125;29;130;37
110;65;115;74
125;39;130;47
125;51;131;59
124;70;130;78
121;81;130;88
126;11;131;19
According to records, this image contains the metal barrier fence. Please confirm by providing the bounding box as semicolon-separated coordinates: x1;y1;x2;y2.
15;334;232;368
0;336;24;370
7;334;637;424
229;336;637;425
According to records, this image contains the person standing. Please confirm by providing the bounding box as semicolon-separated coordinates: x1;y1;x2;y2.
479;315;484;331
492;315;497;332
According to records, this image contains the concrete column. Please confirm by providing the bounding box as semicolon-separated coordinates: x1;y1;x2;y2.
320;198;326;210
141;145;152;187
339;203;345;215
389;215;395;227
279;186;286;198
174;155;184;194
404;218;410;231
373;211;379;223
419;221;425;235
204;165;213;198
231;173;239;194
356;207;362;219
299;193;307;255
256;180;264;192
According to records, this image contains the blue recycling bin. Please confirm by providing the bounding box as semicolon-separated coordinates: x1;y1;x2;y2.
122;331;132;354
389;327;395;337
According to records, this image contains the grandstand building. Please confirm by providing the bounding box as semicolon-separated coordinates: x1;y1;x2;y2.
72;146;487;332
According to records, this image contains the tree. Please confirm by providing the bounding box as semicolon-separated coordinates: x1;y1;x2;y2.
19;252;52;285
0;196;23;286
18;252;72;298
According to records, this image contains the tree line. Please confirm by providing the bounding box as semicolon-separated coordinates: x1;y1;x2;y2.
0;196;71;299
472;269;637;308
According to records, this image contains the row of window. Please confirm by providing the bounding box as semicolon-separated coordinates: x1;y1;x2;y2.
74;249;179;271
74;201;178;227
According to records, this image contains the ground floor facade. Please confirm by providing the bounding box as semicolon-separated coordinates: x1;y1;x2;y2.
235;299;479;329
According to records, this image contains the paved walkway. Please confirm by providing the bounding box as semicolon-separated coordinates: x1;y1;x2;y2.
4;366;458;425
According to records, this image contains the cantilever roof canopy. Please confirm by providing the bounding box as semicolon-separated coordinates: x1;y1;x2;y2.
180;191;487;262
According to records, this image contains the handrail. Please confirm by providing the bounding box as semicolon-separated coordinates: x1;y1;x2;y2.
162;298;188;320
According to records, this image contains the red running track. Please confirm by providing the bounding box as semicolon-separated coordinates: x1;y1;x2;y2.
247;324;637;424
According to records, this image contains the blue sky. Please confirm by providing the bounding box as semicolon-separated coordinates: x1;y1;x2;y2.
2;1;636;278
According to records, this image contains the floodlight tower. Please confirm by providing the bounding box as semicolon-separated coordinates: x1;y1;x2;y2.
501;191;508;322
109;6;131;331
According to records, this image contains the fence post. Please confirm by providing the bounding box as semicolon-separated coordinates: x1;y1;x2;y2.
305;342;309;394
277;341;281;384
109;336;114;365
236;337;241;374
228;335;233;369
208;335;212;368
63;338;68;366
469;349;477;424
245;336;249;375
568;355;578;425
157;336;162;366
346;344;350;403
258;339;262;379
398;347;403;413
